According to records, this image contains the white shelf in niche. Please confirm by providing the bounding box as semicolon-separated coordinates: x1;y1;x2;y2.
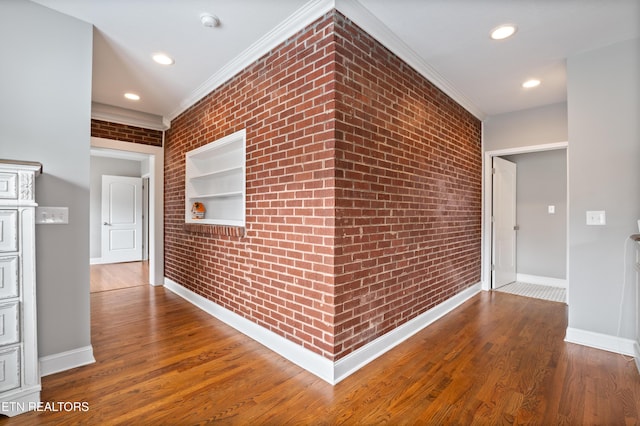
185;129;246;227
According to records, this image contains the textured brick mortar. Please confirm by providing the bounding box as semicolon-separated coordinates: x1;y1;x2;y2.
332;13;482;359
165;13;338;359
164;10;482;362
91;119;163;147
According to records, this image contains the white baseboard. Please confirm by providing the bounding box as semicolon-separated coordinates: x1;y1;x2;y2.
39;345;96;377
164;278;334;383
565;327;636;357
164;277;481;385
333;282;481;383
635;341;640;375
516;273;566;288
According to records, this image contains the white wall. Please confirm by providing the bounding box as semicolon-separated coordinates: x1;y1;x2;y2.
484;41;639;355
0;0;93;359
567;38;640;342
90;156;142;259
504;150;567;280
484;102;568;152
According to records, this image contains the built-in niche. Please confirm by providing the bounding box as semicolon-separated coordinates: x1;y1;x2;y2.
185;129;246;227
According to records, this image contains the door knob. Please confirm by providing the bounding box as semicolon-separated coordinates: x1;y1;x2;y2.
103;222;111;226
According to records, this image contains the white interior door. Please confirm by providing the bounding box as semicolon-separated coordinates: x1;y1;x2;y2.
492;157;517;289
101;175;142;263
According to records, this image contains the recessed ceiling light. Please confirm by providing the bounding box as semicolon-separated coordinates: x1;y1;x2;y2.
490;24;517;40
152;53;175;65
522;79;541;89
124;93;140;101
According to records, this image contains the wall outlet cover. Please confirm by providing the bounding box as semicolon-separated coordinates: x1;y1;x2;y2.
586;210;606;226
35;207;69;224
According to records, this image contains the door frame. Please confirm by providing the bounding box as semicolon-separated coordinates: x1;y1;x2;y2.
142;176;150;261
91;137;164;286
482;141;568;293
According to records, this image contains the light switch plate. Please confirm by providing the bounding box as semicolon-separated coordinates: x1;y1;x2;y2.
548;205;555;214
586;210;606;226
36;207;69;224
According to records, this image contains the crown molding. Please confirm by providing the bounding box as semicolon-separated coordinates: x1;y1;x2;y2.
167;0;336;121
91;102;170;131
334;0;484;119
168;0;484;123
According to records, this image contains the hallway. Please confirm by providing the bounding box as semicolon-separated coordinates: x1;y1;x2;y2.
90;261;149;293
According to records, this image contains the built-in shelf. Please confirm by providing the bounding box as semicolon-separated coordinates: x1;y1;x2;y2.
190;166;242;181
194;191;244;199
185;129;246;227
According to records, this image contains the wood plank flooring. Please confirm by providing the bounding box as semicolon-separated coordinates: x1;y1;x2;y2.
1;285;638;425
90;261;149;293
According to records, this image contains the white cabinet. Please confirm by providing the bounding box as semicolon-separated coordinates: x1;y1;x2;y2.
0;160;41;416
185;129;246;227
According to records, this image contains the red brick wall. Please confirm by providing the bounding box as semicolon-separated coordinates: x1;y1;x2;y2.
332;14;482;358
164;10;482;361
164;13;338;359
91;119;163;147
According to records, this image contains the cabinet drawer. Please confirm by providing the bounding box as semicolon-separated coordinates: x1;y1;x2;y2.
0;173;18;200
0;302;19;346
0;257;18;300
0;347;20;392
0;211;18;253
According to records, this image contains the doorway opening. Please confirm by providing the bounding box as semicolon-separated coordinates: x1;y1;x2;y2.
90;149;150;292
89;137;164;288
483;142;568;304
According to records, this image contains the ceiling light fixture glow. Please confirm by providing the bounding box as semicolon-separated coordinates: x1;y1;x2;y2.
522;79;541;89
152;53;175;65
124;92;140;101
490;24;517;40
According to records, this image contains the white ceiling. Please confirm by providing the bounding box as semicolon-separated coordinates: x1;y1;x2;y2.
31;0;640;124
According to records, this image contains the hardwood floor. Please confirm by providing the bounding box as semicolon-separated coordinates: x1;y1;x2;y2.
1;287;638;425
90;261;149;293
